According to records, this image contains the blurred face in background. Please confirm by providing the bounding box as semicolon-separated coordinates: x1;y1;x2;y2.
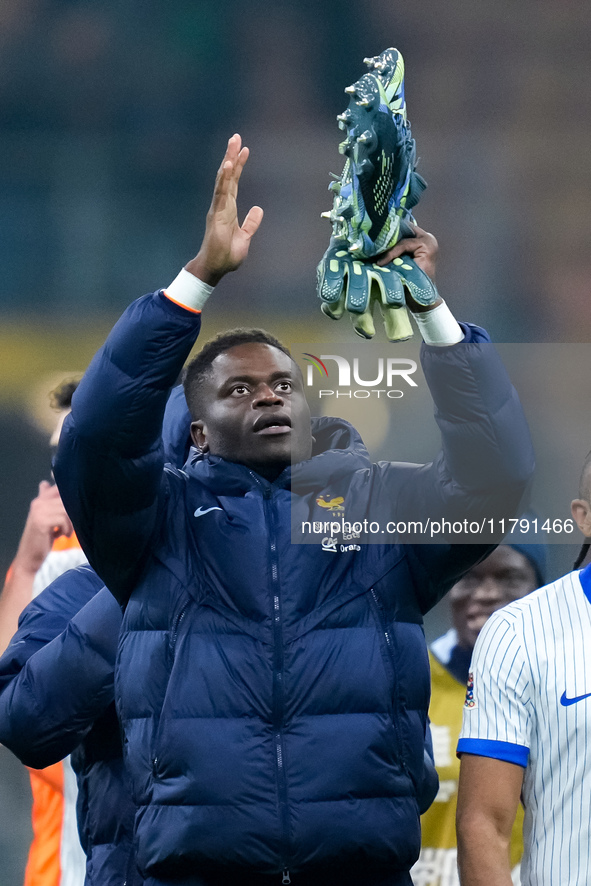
449;545;538;651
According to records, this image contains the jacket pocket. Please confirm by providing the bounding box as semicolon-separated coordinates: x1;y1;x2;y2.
151;599;193;781
367;587;409;777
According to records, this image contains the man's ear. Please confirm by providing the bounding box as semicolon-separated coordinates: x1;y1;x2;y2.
571;499;591;536
191;420;209;453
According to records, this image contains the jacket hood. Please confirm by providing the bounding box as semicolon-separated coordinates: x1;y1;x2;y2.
292;415;371;493
182;414;371;496
162;385;193;468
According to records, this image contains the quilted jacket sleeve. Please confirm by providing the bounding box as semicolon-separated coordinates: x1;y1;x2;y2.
419;324;533;497
375;324;535;612
54;292;201;602
0;565;118;768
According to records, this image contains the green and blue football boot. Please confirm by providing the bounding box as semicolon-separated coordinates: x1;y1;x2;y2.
323;47;426;259
317;48;434;340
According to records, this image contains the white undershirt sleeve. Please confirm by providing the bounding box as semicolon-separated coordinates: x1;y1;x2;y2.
163;268;214;313
412;300;464;346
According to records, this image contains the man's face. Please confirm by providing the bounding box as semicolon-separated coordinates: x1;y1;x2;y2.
190;343;313;480
449;546;538;651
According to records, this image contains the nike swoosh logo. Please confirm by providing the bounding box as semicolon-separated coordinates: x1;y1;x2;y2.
560;690;591;707
193;506;222;518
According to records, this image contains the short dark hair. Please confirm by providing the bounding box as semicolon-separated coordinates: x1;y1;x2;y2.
49;377;80;411
183;328;291;419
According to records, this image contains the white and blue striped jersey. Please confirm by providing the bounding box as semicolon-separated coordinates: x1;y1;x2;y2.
458;565;591;886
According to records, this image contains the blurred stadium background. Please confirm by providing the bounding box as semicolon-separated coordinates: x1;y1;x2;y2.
1;0;590;881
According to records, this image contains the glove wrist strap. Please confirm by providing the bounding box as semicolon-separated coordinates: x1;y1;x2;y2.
412;300;463;346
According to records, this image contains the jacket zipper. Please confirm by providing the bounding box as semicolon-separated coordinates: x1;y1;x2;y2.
153;603;189;775
170;603;188;654
369;587;406;767
261;485;291;883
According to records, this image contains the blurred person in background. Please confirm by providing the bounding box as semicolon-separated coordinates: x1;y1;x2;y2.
411;542;545;886
0;379;87;886
0;380;82;655
0;386;193;886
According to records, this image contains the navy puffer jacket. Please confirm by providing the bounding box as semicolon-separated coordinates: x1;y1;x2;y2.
54;292;534;885
0;567;142;886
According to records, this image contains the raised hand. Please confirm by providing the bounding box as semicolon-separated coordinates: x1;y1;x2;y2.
185;134;264;286
15;481;74;574
317;225;441;339
376;225;437;280
317;238;413;340
376;225;441;313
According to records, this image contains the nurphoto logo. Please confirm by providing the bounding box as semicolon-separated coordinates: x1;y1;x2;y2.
302;352;418;399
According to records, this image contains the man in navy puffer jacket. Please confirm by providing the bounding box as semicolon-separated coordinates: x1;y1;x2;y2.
54;136;534;886
0;385;435;884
